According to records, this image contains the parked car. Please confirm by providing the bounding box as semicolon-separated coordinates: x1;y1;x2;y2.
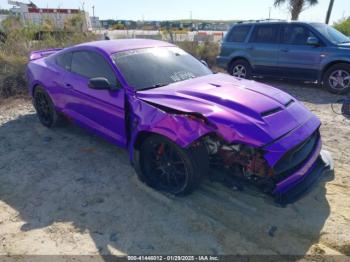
217;21;350;94
26;39;333;204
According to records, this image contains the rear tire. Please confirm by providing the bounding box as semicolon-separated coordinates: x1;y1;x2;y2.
323;63;350;94
229;59;252;79
33;86;62;128
136;135;208;196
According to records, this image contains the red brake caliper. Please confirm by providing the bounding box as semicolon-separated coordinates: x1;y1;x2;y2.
157;143;165;159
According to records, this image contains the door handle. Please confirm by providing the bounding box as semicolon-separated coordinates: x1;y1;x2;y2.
281;49;289;52
65;83;73;89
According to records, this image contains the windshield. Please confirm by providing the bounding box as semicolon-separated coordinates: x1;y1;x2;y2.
112;47;212;90
311;23;349;44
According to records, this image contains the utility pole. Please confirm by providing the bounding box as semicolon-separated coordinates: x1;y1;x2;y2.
190;10;193;29
268;7;272;19
325;0;335;24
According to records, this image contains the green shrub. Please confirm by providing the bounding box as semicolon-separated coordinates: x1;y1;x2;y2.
334;17;350;36
0;53;26;97
0;19;98;98
111;23;125;30
177;41;219;68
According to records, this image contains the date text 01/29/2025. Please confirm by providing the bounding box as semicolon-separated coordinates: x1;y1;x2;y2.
127;255;219;261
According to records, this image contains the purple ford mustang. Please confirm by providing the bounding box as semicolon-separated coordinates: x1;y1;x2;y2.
26;39;334;203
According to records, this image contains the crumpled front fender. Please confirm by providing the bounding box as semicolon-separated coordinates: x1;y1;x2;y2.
127;95;214;163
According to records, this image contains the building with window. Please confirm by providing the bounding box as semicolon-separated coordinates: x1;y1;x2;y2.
8;0;92;31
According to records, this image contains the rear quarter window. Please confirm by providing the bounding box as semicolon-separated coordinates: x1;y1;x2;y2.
227;25;251;42
55;52;72;71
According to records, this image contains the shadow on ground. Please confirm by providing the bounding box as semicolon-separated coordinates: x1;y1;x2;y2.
0;111;333;256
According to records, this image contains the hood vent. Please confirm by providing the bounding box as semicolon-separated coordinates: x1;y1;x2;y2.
285;99;295;107
261;107;283;117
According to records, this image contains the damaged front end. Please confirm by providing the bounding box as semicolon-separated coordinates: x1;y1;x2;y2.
129;93;333;205
203;135;275;191
200;130;333;204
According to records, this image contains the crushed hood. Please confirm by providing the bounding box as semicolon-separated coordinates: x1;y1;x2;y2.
136;73;316;146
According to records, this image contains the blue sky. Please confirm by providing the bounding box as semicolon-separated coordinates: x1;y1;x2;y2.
0;0;348;24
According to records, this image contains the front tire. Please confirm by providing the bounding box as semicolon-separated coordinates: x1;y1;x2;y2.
323;63;350;94
33;86;61;128
137;135;208;196
229;59;252;79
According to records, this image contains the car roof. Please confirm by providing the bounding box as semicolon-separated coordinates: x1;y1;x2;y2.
75;39;175;55
233;20;320;26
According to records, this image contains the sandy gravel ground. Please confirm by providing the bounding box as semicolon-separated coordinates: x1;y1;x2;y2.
0;80;349;258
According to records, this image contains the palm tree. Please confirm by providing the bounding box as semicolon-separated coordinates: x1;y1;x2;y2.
274;0;318;20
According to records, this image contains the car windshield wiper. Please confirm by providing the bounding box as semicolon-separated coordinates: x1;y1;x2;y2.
139;83;169;91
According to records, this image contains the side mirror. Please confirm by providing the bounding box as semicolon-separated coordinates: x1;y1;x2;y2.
201;60;209;67
88;77;112;90
307;36;320;46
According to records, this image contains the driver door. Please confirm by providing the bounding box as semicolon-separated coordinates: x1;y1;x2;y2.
62;50;127;148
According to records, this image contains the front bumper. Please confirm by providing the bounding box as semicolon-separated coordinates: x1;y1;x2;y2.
273;148;334;204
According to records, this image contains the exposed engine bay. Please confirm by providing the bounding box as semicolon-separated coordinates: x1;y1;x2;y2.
201;135;277;193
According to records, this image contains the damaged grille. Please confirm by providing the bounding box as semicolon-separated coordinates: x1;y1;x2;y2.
273;131;320;182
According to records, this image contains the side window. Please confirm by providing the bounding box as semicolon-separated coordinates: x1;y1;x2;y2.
250;25;280;44
228;25;251;42
71;51;117;86
56;52;72;71
281;25;316;45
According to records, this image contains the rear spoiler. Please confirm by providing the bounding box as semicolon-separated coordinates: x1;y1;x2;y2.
29;48;63;61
